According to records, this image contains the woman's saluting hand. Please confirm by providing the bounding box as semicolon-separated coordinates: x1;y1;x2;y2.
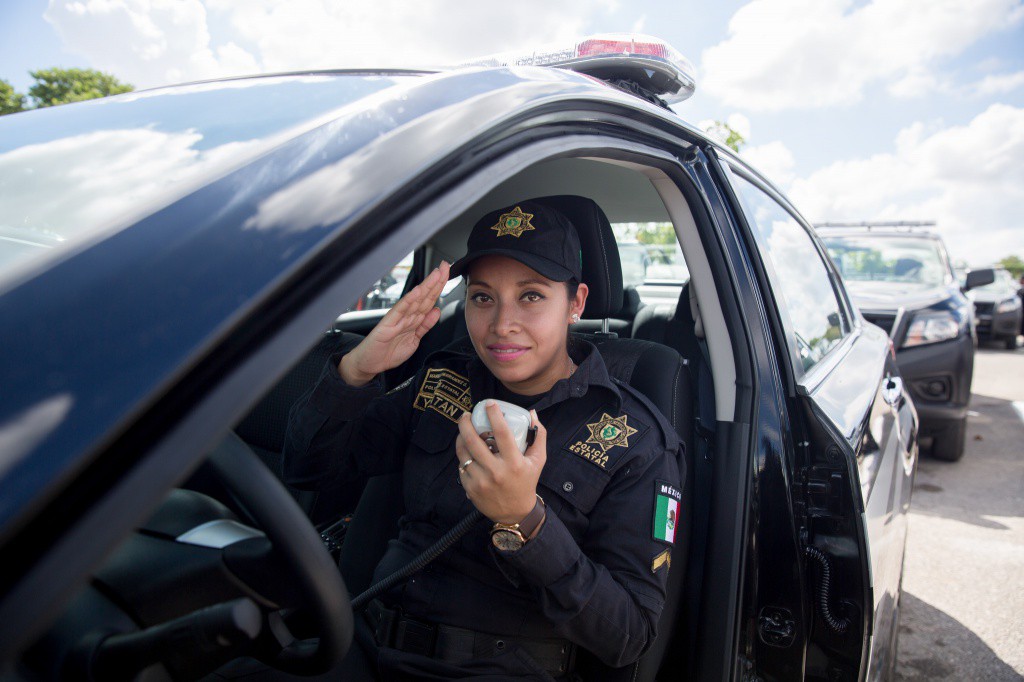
339;262;450;386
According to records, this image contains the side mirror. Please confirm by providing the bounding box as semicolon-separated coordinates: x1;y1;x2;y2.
963;268;995;291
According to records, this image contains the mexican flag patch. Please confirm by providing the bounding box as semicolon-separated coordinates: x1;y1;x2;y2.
652;480;682;545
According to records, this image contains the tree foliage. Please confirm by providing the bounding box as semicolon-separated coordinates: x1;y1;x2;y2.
0;79;25;115
703;120;746;153
27;68;133;108
635;224;677;245
0;68;134;116
997;255;1024;278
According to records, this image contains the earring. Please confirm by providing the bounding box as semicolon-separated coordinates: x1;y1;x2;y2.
571;313;580;323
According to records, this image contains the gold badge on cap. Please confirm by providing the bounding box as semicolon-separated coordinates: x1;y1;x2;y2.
585;413;639;453
490;206;536;238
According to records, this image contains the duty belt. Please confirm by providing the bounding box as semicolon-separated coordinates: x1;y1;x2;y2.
367;599;576;677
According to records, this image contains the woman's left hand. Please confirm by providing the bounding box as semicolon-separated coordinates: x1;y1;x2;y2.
456;402;547;524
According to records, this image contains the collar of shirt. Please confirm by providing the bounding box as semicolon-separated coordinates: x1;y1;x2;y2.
465;339;622;413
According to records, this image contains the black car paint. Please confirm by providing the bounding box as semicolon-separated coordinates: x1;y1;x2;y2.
710;156;910;680
0;68;917;681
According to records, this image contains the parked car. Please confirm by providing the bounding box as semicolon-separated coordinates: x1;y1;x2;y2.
0;35;917;681
819;228;994;460
966;268;1022;349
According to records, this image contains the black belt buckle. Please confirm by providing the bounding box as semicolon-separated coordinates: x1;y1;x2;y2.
395;618;438;657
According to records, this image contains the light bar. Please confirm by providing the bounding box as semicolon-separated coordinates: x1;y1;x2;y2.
461;33;696;104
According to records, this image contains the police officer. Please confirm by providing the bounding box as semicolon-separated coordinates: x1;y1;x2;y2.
284;200;685;680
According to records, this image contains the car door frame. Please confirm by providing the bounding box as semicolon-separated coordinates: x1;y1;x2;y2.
708;150;914;681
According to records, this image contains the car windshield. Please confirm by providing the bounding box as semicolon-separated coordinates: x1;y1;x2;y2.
0;73;411;281
823;235;950;289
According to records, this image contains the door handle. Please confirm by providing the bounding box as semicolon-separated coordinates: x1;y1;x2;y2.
883;376;903;406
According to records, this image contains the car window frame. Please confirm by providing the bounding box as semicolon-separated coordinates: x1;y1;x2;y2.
721;161;859;390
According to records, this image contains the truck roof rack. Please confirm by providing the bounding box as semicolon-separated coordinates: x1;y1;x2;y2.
815;221;936;230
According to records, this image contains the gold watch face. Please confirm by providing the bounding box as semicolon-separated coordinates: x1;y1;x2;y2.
491;529;525;552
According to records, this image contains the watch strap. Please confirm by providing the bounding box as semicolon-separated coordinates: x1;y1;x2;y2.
491;495;545;540
519;495;546;540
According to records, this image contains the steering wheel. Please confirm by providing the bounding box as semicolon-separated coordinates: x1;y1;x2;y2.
207;431;353;675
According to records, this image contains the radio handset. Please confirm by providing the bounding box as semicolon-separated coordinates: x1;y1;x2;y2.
470;400;536;454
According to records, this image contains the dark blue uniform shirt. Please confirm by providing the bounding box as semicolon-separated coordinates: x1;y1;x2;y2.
283;340;685;677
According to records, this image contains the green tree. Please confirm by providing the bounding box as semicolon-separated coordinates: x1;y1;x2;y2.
0;79;25;115
997;255;1023;278
703;120;746;152
635;223;677;245
27;68;133;108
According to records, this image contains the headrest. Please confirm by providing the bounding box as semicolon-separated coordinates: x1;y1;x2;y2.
531;195;623;319
674;280;705;340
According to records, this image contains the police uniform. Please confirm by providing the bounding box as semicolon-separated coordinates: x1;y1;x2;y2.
283;201;685;680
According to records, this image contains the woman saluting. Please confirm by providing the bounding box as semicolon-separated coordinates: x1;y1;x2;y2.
284;199;684;681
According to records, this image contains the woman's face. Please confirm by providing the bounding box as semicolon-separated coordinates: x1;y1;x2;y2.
465;256;588;395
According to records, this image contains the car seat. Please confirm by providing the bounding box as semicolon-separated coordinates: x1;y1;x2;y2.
633;279;717;675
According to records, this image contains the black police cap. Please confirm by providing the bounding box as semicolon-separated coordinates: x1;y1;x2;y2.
450;200;583;283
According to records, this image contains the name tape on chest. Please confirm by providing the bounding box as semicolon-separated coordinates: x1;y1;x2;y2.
652;480;682;546
414;368;473;423
563;411;647;470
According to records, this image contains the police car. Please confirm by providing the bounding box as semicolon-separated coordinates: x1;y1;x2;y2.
819;225;994;461
0;34;917;681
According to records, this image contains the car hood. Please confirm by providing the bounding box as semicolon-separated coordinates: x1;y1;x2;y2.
969;287;1017;303
844;280;953;312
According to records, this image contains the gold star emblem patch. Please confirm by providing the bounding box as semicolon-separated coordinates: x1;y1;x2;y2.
490;206;536;238
585;413;639;453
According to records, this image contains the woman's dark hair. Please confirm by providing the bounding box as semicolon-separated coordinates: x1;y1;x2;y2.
566;279;580;300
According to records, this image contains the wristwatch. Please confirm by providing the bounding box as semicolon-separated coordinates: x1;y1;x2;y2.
491;495;546;552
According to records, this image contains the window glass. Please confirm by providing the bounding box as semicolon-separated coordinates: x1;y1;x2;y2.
822;236;950;289
611;222;689;306
731;174;848;371
344;252;415;313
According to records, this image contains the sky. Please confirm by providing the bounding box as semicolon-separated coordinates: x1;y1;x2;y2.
1;0;1022;267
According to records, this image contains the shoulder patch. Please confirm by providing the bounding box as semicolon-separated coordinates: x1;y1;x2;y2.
414;368;473;423
652;479;682;546
651;548;671;574
562;409;649;470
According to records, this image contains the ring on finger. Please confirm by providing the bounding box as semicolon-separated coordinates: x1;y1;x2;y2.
459;458;474;473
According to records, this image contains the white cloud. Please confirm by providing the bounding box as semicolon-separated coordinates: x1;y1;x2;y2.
724;112;751;140
45;0;260;88
742;140;796;186
44;0;618;88
974;70;1024;95
787;104;1024;265
0;127;260;254
701;0;1024;111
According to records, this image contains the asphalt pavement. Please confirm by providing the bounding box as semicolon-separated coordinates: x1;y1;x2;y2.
896;341;1024;681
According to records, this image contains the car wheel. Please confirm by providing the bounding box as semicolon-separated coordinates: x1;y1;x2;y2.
930;416;967;462
1005;336;1018;350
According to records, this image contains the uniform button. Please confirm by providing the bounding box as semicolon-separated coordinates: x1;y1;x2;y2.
495;640;506;650
563;481;574;492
